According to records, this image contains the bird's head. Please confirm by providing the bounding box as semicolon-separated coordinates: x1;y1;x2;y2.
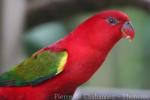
97;10;135;41
69;10;135;52
75;10;135;49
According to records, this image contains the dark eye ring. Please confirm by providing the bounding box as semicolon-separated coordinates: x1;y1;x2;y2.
107;17;119;25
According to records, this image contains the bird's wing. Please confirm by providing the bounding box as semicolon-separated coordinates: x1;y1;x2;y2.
0;50;68;86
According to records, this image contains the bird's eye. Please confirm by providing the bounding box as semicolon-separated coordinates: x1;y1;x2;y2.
107;17;119;25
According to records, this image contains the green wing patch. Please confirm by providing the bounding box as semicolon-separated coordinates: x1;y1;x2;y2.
0;50;68;86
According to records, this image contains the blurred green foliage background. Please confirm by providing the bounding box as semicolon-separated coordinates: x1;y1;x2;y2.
23;7;150;89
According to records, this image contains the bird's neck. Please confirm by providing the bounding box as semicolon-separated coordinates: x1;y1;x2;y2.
59;31;121;85
64;27;121;56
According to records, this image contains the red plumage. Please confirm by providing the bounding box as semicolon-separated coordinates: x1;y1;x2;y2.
0;10;134;100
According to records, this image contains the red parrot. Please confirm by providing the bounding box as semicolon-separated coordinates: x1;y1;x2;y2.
0;10;135;100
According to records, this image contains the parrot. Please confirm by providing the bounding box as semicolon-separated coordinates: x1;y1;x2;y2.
0;10;135;100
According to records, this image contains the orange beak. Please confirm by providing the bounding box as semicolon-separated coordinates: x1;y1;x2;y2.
121;21;135;41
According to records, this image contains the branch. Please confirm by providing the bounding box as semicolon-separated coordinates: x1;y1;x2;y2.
26;0;150;29
72;88;150;100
